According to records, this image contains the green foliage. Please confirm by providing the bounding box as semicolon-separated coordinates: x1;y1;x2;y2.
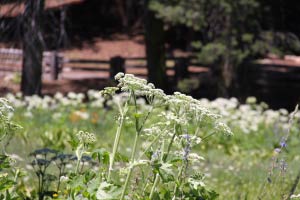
177;78;200;94
0;99;23;199
149;0;300;95
2;76;300;199
41;73;231;199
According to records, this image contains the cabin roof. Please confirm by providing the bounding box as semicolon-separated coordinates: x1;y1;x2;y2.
0;0;85;17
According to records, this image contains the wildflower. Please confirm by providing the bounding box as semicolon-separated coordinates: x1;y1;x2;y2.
67;92;77;99
101;87;119;97
0;98;14;119
114;72;125;80
143;126;161;136
76;131;96;145
246;96;257;104
215;122;233;136
54;92;63;100
150;149;160;164
279;108;289;116
188;153;205;163
147;83;155;89
274;148;281;153
182;134;191;162
291;194;300;198
280;138;287;148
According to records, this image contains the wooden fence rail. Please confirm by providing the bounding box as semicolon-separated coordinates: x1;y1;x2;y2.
0;48;64;80
0;48;210;82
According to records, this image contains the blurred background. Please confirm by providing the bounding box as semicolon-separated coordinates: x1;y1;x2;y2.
1;0;300;110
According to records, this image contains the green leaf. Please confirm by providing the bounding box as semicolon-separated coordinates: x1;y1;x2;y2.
158;162;175;182
92;149;110;165
0;179;15;191
96;181;122;200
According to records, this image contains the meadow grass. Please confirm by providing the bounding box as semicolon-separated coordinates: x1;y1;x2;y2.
1;77;300;199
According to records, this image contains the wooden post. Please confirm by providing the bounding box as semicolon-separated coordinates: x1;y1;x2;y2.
174;57;189;83
109;56;125;79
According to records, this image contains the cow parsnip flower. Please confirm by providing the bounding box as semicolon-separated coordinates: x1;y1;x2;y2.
76;130;96;145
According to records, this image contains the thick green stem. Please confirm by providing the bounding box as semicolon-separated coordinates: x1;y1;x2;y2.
75;157;80;174
149;139;164;199
120;92;140;199
149;174;160;199
172;165;184;200
108;96;131;181
120;131;139;199
163;125;177;162
108;114;125;181
75;144;84;174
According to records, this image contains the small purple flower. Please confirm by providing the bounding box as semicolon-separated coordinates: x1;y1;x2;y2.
182;134;191;162
280;138;287;148
151;149;160;163
182;134;190;140
274;148;281;153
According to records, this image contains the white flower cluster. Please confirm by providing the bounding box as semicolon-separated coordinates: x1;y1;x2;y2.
215;122;233;136
111;74;232;157
143;126;162;136
199;97;295;134
3;91;106;119
0;98;13;118
4;92;85;110
76;130;96;144
0;98;22;139
165;92;222;124
115;73;165;102
174;150;205;164
2;73;295;136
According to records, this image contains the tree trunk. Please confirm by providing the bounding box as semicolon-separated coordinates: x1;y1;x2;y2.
144;0;167;91
21;0;45;96
218;15;233;97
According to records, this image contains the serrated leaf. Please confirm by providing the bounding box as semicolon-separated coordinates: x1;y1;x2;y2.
96;181;122;200
92;149;110;165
